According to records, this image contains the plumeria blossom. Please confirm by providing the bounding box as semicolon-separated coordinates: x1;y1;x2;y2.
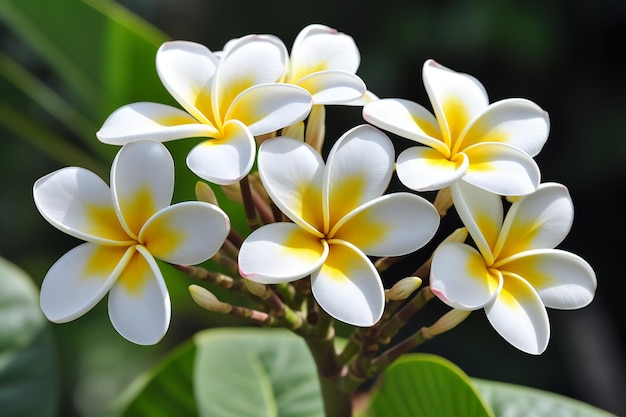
430;181;596;354
33;141;230;345
363;59;549;196
96;35;312;185
238;125;440;326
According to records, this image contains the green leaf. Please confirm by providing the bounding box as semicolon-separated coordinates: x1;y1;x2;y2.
474;379;618;417
0;257;57;417
365;353;493;417
194;328;324;417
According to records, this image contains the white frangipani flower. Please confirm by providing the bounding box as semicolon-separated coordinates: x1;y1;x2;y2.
96;36;312;185
363;59;549;196
430;181;596;354
33;141;230;345
238;125;440;326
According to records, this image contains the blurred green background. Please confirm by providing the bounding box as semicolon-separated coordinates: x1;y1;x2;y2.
0;0;624;416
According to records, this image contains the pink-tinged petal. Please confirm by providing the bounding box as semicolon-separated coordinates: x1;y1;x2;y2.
495;183;572;259
258;137;325;233
296;70;365;104
485;273;550;354
463;142;541;196
111;141;174;238
496;249;596;310
289;24;360;83
311;240;384;326
34;167;132;245
331;193;439;256
40;243;133;322
451;182;502;264
239;223;328;284
459;98;549;156
140;202;230;265
186;119;255;185
108;246;170;345
362;98;448;155
96;102;219;145
156;41;218;125
430;242;501;310
324;125;394;228
225;83;312;136
396;146;468;192
422;60;489;147
215;35;288;122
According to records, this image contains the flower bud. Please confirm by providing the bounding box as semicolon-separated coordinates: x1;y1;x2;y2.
305;105;326;154
441;227;468;245
282;121;305;141
195;181;219;206
189;285;232;314
385;276;423;301
433;187;453;216
244;279;271;299
423;309;471;339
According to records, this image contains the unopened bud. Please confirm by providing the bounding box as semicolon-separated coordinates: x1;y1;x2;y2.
423;309;471;339
433;187;453;216
385;276;423;301
282;121;305;141
441;227;468;245
221;182;242;204
255;131;277;146
506;195;523;203
243;279;271;299
195;181;219;206
189;285;232;314
305;105;326;154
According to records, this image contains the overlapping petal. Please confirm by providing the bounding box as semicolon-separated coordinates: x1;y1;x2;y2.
140;202;230;265
497;250;596;310
111;141;175;238
462;142;541;196
108;246;170;345
311;241;384;326
485;273;550;354
296;70;365;104
459;98;549;156
33;167;132;245
324;125;395;227
331;193;439;256
96;102;219;145
156;41;218;124
430;242;501;310
40;243;133;322
239;223;328;283
258;136;325;233
495;183;573;259
396;146;468;191
186;119;256;185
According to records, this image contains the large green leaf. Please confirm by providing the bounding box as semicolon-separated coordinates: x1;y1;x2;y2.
194;328;323;417
0;257;57;417
474;379;618;417
364;353;493;417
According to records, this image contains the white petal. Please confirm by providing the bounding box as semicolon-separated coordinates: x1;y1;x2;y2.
324;125;394;227
451;182;502;264
111;141;174;238
140;201;230;265
497;249;596;310
396;146;468;192
485;273;550;354
362;98;448;154
33;167;132;244
40;243;133;322
423;60;489;147
186;119;256;185
296;70;365;104
108;246;170;345
238;223;328;284
331;193;439;256
460;98;549;157
430;242;501;310
289;24;360;82
311;240;384;326
156;41;218;124
495;183;573;259
215;35;288;122
225;83;312;135
96;102;219;145
463;142;541;196
258;137;325;233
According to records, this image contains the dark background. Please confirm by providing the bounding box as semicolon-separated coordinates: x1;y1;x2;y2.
1;0;625;416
